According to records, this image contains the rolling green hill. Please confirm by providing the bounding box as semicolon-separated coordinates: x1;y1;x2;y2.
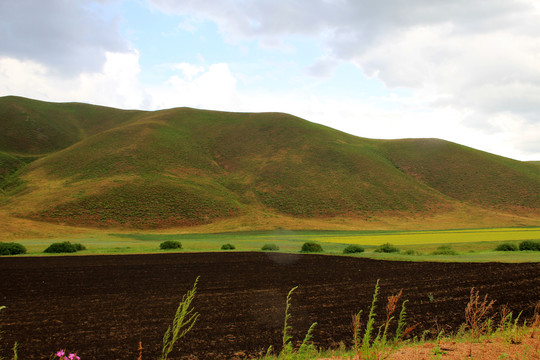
0;96;538;231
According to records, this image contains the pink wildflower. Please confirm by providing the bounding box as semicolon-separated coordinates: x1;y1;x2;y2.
56;350;65;358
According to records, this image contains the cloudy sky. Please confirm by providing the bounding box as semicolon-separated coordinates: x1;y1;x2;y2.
1;0;540;161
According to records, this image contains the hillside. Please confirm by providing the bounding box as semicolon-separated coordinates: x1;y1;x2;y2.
0;96;538;232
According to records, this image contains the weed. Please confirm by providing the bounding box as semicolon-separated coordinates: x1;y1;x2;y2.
498;305;514;331
137;341;143;360
298;322;318;355
281;286;296;354
12;342;17;360
160;277;200;360
263;286;318;359
361;280;379;353
352;310;363;352
352;281;413;359
507;312;524;344
464;288;495;339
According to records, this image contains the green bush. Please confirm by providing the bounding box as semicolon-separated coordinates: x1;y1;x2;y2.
343;244;365;254
73;243;86;251
301;242;323;253
495;243;518;251
519;240;540;251
261;243;279;251
0;242;27;255
374;243;399;253
221;243;236;250
160;240;182;250
44;241;85;253
432;245;457;255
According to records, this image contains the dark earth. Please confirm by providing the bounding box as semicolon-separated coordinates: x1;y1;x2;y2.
0;252;538;359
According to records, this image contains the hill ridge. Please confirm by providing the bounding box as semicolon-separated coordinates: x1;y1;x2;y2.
0;95;538;231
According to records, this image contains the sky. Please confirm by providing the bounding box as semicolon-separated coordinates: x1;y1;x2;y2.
1;0;540;161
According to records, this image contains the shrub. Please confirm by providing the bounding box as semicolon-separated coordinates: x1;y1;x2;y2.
301;242;323;253
73;243;86;251
432;245;457;255
495;243;518;251
221;243;236;250
44;241;85;253
374;243;399;253
261;243;279;251
519;240;540;251
343;244;365;254
0;242;27;255
160;240;182;250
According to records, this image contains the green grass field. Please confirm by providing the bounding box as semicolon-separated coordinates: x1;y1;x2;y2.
9;227;540;262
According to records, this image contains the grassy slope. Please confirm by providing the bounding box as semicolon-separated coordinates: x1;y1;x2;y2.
0;95;144;155
0;96;539;231
380;139;540;213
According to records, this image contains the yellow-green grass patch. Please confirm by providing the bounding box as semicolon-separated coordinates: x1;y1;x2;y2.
316;227;540;246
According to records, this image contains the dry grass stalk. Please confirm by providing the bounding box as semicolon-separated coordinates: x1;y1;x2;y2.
400;323;420;340
465;288;495;337
137;341;143;360
352;312;363;352
531;302;540;339
498;305;512;331
385;290;403;325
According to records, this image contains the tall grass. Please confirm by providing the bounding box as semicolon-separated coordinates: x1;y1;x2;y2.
159;277;200;360
352;281;416;360
262;286;318;359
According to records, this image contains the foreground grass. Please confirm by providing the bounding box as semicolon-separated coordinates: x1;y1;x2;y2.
258;285;540;360
5;228;540;263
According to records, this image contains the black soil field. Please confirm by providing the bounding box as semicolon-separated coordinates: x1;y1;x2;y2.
0;253;538;359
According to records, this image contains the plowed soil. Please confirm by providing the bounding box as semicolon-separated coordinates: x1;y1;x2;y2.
0;253;538;360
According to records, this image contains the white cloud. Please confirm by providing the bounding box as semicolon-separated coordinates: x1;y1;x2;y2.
171;62;205;80
0;51;148;110
0;0;129;76
146;0;540;160
148;63;239;110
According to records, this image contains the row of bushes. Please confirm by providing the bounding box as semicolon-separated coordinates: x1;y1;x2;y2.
495;240;540;251
159;241;279;251
3;239;538;256
0;241;86;255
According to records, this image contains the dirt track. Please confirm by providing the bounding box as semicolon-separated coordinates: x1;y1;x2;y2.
0;252;538;359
